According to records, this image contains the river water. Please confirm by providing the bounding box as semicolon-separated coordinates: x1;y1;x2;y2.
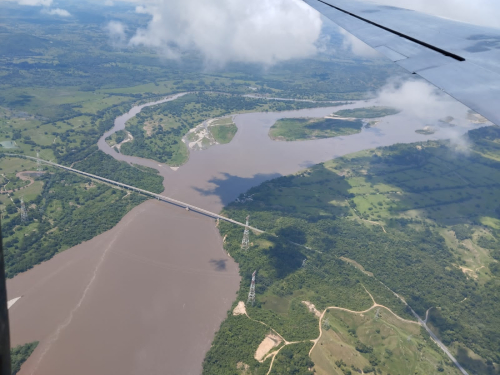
7;94;480;375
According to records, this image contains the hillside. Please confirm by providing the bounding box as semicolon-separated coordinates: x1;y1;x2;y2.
204;125;500;375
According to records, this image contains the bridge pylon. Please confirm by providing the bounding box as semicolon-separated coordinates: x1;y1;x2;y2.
20;196;28;223
247;270;256;306
241;215;250;250
36;151;43;173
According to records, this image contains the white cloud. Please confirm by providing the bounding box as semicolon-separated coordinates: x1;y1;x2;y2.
374;78;476;152
2;0;71;17
125;0;322;66
135;5;148;13
42;7;71;17
365;0;500;29
106;21;127;47
6;0;52;5
375;79;464;121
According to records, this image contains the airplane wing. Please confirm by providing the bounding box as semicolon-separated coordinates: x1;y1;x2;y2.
303;0;500;126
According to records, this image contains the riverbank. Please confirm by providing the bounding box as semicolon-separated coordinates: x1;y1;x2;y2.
8;94;481;374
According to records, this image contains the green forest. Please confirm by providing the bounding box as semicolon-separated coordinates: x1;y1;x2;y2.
11;342;38;375
73;151;164;193
332;106;399;119
269;117;363;141
203;125;500;375
1;168;147;277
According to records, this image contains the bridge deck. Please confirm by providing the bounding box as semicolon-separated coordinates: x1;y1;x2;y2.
3;154;264;233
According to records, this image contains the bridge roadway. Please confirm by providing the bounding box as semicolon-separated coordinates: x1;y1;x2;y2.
4;154;264;233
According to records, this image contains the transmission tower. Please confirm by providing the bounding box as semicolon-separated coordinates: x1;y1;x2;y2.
20;196;28;223
241;215;250;250
247;270;256;306
36;151;43;173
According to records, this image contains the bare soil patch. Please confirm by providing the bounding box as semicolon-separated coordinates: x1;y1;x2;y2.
233;301;246;316
254;334;282;362
302;301;321;318
340;257;374;277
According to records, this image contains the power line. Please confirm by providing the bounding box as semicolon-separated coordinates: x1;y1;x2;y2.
20;196;28;223
241;215;250;250
247;270;256;306
36;151;43;173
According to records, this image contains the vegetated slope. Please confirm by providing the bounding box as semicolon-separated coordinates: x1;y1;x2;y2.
204;125;500;375
313;308;459;375
121;92;338;165
269;117;363;141
11;341;38;375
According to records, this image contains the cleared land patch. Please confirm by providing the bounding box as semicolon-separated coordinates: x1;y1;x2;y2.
312;307;460;375
340;257;374;277
255;334;282;362
233;301;247;316
183;117;238;151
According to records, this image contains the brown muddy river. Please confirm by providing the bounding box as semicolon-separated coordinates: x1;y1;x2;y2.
7;94;481;375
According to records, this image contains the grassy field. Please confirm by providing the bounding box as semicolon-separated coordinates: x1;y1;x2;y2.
210;117;238;144
327;139;500;231
204;125;500;375
332;106;399;119
312;308;459;375
269;117;363;141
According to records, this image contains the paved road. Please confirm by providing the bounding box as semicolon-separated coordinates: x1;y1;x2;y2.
4;153;264;233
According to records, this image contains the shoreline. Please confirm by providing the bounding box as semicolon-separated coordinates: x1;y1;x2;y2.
8;94;481;374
